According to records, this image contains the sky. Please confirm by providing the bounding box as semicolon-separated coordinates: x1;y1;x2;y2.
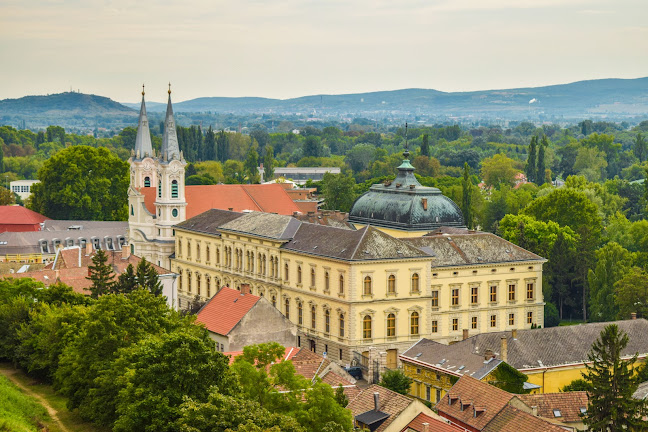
1;0;647;103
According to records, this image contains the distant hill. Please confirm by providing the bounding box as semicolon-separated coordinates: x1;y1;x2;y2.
124;77;648;119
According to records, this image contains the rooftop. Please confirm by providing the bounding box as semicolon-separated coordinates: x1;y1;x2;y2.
347;385;416;432
518;392;588;423
401;412;462;432
195;287;261;336
0;206;49;227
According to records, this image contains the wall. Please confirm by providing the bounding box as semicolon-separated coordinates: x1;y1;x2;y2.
228;298;298;351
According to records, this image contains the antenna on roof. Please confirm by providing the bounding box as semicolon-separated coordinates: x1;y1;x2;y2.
403;122;410;160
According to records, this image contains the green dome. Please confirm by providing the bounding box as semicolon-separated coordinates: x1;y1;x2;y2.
349;159;465;231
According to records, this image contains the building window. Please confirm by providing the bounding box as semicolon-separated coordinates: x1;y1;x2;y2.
363;276;372;295
297;266;302;284
196;244;201;261
339;313;345;337
311;267;316;287
130;205;134;216
527;311;533;324
490;285;497;302
431;320;438;333
216;248;220;264
187;273;192;293
324;271;329;292
311;306;316;329
172;208;178;218
490;315;497;327
144;176;150;187
431;290;439;307
325;310;330;333
387;313;396;337
471;287;478;304
509;313;515;325
171;180;179;198
451;288;459;306
272;295;277;308
298;302;303;325
158;181;161;198
206;245;210;262
284;263;289;281
452;318;458;331
363;315;372;339
471;316;477;329
526;282;534;300
411;273;419;293
196;274;201;295
339;275;344;295
411;312;419;335
206;277;211;297
508;284;516;301
388;274;396;294
285;299;290;319
426;386;431;402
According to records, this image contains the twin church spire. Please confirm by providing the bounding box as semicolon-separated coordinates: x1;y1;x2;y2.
133;83;182;162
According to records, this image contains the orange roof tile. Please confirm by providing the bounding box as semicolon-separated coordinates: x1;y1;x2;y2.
140;184;301;218
195;287;260;336
401;413;463;432
518;392;588;423
483;405;565;432
347;384;414;432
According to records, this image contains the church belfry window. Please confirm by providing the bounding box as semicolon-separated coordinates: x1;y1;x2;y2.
158;181;161;198
171;180;179;198
144;176;151;187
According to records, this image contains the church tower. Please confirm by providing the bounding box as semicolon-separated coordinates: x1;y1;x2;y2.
153;84;187;268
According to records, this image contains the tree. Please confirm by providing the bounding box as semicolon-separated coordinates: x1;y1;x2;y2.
0;187;15;205
537;135;547;184
614;267;648;320
334;385;348;407
525;136;537;183
582;324;648;431
379;369;413;395
216;130;230;162
461;162;473;229
345;144;375;173
420;134;430;157
588;243;635;322
86;249;115;299
320;173;356;213
135;258;163;296
244;143;260;183
303;136;323;158
573;147;608;182
204;126;217;161
480;154;519;188
29;146;129;220
634;133;647;163
263;146;275;182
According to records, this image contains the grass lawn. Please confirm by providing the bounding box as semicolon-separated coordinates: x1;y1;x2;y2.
0;363;109;432
559;320;586;326
0;373;52;432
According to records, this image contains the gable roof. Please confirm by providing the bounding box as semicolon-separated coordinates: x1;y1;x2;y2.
402;230;543;267
347;384;415;432
401;413;462;432
195;287;261;335
0;206;49;227
140;183;301;218
518;392;588;423
482;405;565;432
467;319;648;370
401;338;502;380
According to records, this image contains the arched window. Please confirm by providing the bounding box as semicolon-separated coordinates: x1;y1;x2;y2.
187;272;192;293
411;312;419;335
178;269;182;291
171;180;179;198
272;295;276;308
196;274;201;295
206;245;210;262
339;313;345;337
363;315;372;339
196;244;201;261
298;302;303;325
325;309;330;333
311;306;316;329
206;277;211;298
158;181;161;198
285;263;289;281
388;275;396;294
130;205;134;216
363;276;372;295
250;252;254;273
297;266;302;284
311;268;316;286
339;275;344;295
411;273;420;293
285;299;290;319
144;176;151;187
324;272;330;292
387;313;396;337
216;248;220;264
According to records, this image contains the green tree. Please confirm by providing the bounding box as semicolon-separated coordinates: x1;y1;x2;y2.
480;154;519;188
334;385;348;407
379;369;413;395
321;173;356;213
614;267;648;320
244;143;260;183
114;264;137;294
303;136;323;158
0;187;15;205
461;162;473;229
588;243;635;322
420;134;430;157
29;146;129;220
634;133;647;163
525;136;537;183
86;249;115;299
263;146;275;182
582;324;648;431
573;147;608;182
537;135;547;184
561;379;592;392
135;257;163;296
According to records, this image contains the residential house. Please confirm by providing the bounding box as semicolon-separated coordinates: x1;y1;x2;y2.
0;205;48;233
518;392;589;431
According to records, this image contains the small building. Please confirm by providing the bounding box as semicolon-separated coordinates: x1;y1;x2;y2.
261;166;341;185
518;392;589;431
196;286;298;352
9;180;40;200
347;384;450;432
0;206;49;233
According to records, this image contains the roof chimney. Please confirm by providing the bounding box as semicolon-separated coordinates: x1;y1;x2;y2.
228;207;233;211
531;405;538;416
240;284;251;295
122;243;130;260
373;392;380;411
512;329;518;339
422;423;430;432
463;329;469;340
484;349;494;361
500;336;508;363
631;312;637;320
85;241;93;256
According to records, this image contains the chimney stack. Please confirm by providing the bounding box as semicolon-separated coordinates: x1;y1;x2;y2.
373;392;380;411
422;423;430;432
240;284;250;295
463;329;469;341
631;312;637;320
531;406;538;416
122;244;130;260
85;241;93;256
484;349;494;361
500;336;508;363
512;329;518;339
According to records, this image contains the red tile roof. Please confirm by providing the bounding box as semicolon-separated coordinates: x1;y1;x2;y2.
401;413;463;432
195;287;260;336
518;392;588;424
0;206;49;229
140;184;301;218
483;405;565;432
347;384;415;432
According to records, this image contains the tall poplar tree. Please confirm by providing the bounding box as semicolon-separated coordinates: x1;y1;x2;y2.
420;134;430;157
263;146;275;182
537;135;547;184
461;162;473;229
525;136;537;183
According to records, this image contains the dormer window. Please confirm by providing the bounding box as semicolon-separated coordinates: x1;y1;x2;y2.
553;409;562;417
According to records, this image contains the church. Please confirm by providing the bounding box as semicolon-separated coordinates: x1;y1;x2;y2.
127;89;546;375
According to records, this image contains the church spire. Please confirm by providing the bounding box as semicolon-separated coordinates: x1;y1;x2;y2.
134;84;153;158
161;83;181;161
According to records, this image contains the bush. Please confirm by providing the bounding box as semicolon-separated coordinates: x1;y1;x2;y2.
544;302;560;328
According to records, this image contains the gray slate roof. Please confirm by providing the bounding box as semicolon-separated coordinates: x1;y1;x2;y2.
220;212;302;240
467;319;648;370
174;209;245;235
633;381;648;400
402;230;543;267
401;338;502;379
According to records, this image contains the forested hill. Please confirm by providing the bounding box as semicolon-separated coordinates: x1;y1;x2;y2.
125;77;648;119
0;92;137;129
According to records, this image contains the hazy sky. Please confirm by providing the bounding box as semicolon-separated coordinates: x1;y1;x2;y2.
1;0;646;103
